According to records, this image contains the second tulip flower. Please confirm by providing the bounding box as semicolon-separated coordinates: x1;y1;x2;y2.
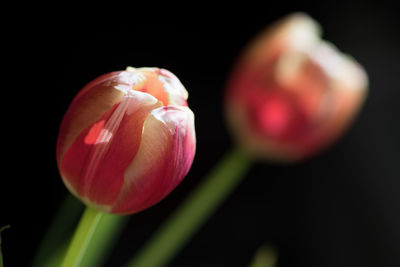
225;13;368;162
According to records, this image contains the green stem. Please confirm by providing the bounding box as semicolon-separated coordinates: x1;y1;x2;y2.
61;207;103;267
248;245;277;267
34;194;127;267
126;146;252;267
33;195;83;267
80;213;129;267
40;203;128;267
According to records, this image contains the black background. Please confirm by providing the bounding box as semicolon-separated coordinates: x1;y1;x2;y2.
2;2;400;267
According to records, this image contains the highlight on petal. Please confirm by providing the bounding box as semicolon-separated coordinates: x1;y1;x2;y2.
84;120;112;145
112;106;195;214
56;72;125;166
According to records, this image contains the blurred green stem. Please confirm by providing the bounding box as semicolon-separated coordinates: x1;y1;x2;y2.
248;245;277;267
0;225;10;267
42;241;69;267
126;146;252;267
61;207;103;267
32;194;83;267
1;225;10;267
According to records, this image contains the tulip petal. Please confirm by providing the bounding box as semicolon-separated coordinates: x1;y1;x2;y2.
60;91;162;209
242;13;320;70
112;106;196;214
57;72;125;165
120;67;170;106
157;68;189;106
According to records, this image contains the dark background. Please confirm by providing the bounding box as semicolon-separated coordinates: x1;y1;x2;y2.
2;2;400;267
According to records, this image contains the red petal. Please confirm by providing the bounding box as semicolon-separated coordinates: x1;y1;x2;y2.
56;71;124;166
60;91;162;208
111;106;196;214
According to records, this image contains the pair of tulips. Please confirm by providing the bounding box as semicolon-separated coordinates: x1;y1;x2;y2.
56;13;368;216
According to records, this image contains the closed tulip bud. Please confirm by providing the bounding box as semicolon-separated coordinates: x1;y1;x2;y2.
56;67;196;214
225;13;368;162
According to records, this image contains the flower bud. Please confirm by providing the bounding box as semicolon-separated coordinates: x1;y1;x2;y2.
225;13;368;162
56;67;196;214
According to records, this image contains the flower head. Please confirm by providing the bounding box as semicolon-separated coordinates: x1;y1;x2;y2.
57;67;196;214
225;13;368;162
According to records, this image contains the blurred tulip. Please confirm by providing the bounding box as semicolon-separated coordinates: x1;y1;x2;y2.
56;67;196;214
225;13;368;162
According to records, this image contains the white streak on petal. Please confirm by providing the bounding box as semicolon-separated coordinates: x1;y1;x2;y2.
158;69;189;105
151;106;191;135
124;90;160;115
116;68;146;93
114;84;131;93
121;106;194;193
95;129;112;144
137;67;157;72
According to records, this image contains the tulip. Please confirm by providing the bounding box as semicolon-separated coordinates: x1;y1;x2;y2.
225;13;368;162
56;67;196;215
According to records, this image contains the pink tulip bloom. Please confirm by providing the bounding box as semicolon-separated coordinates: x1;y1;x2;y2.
226;13;368;162
57;67;196;214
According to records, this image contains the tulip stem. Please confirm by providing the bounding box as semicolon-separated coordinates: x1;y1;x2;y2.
79;213;129;267
43;204;128;267
61;207;103;267
126;146;252;267
248;245;277;267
